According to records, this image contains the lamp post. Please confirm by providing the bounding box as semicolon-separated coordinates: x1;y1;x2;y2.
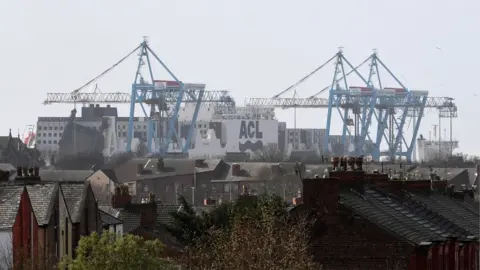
191;167;198;205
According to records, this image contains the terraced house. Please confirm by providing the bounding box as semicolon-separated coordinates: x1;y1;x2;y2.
0;167;104;268
292;157;479;270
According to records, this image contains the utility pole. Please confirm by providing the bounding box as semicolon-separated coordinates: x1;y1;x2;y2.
191;167;197;205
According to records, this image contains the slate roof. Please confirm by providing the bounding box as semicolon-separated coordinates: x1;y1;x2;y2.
0;163;15;172
340;187;479;245
99;204;120;218
100;210;122;226
26;183;58;225
60;182;88;223
113;158;222;183
0;186;25;230
118;210;142;233
407;192;480;237
40;170;93;182
156;204;182;225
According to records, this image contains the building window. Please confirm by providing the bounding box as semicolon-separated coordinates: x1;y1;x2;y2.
54;133;57;137
60;126;63;130
59;133;62;137
54;127;58;130
48;133;52;137
43;140;46;144
38;126;42;130
49;126;52;130
53;140;57;144
143;125;147;129
123;132;126;137
118;132;121;137
43;133;46;137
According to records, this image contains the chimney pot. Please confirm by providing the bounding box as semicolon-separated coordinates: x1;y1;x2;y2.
156;158;164;172
28;168;34;176
16;167;22;177
148;193;155;203
34;167;39;177
22;167;28;177
137;164;144;174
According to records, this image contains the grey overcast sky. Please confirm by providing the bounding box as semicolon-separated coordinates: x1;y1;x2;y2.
1;0;479;155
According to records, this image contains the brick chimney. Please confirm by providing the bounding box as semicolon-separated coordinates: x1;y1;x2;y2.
302;177;339;214
329;157;365;192
232;163;241;176
125;194;157;228
15;167;41;182
112;185;132;209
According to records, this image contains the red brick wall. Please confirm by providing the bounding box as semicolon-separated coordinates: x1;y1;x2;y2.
12;188;39;267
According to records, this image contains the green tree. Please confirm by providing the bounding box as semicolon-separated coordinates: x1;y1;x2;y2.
162;194;288;247
59;232;175;270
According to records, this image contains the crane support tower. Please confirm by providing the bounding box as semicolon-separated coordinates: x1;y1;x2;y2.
246;49;457;162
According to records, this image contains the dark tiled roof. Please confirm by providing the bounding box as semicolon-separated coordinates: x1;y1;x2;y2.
407;192;480;237
100;210;122;226
0;186;24;229
40;170;93;181
26;183;58;225
156;204;181;226
100;169;118;183
340;188;449;245
60;182;87;223
118;210;141;232
113;158;222;183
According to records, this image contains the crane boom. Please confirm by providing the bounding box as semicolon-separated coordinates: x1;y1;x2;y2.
246;96;456;109
43;90;235;105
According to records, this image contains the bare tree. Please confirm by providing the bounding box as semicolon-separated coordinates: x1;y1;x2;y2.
182;204;317;269
251;144;287;162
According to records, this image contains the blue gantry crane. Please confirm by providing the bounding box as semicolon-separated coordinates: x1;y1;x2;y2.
44;37;236;155
246;49;456;162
